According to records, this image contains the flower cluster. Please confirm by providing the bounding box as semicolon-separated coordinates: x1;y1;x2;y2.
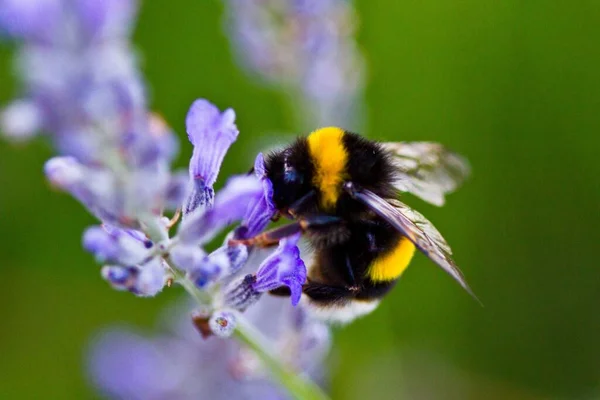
1;0;336;397
224;0;365;129
0;0;309;330
89;297;330;400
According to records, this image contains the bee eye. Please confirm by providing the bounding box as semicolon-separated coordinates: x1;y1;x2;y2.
284;167;303;184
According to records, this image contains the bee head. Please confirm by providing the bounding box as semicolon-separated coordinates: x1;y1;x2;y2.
265;141;314;212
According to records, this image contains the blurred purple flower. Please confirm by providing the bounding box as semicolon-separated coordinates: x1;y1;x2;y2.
88;297;330;399
44;156;126;226
76;0;137;40
4;2;333;397
0;0;157;163
0;99;42;140
224;0;365;128
2;0;182;226
0;0;62;40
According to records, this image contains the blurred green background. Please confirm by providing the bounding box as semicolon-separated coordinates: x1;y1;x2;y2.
1;1;600;399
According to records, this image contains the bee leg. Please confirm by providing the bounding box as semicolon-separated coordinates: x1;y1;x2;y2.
268;286;292;297
302;280;360;303
230;214;342;248
343;253;357;286
285;190;317;218
268;281;359;302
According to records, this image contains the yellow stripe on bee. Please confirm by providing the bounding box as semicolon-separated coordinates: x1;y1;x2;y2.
367;237;416;282
307;127;348;210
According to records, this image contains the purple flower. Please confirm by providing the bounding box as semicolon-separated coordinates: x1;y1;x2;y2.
223;0;365;128
0;0;62;40
88;297;331;399
83;225;150;265
101;258;166;297
187;244;249;289
0;0;172;171
169;244;207;273
75;0;137;40
0;99;42;140
253;233;307;306
45;151;177;227
235;153;276;239
224;274;262;312
178;175;263;245
45;157;125;226
122;113;179;168
164;170;190;210
183;99;239;215
88;329;178;400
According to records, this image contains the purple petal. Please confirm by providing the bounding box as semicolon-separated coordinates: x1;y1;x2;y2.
44;156;83;187
188;244;248;288
101;265;138;291
83;226;120;263
169;244;206;273
178;175;262;245
101;259;166;297
184;99;239;214
253;152;266;177
235;153;276;239
83;225;150;265
45;157;126;226
44;156;171;228
0;99;42;140
88;329;170;400
121;113;179;168
224;274;262;312
182;179;214;216
76;0;137;40
253;233;307;306
164;170;189;211
134;259;166;297
0;0;62;40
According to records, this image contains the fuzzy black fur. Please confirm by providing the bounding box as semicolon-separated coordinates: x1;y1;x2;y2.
264;130;404;305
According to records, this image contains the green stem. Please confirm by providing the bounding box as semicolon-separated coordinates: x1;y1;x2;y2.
234;311;330;400
169;263;212;305
143;226;329;400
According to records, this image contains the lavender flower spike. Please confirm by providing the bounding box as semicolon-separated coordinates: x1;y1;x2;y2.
183;99;239;215
253;233;307;306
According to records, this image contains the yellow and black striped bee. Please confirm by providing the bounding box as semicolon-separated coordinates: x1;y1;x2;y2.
237;127;475;323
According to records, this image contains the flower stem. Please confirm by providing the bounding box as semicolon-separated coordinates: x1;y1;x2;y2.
234;311;331;400
144;225;329;399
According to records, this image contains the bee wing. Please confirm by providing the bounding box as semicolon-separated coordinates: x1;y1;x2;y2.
344;183;479;302
382;142;470;206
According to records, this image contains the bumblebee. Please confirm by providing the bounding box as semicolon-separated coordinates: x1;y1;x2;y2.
235;127;476;323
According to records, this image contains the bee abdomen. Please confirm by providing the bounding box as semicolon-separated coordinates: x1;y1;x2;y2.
366;236;416;282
